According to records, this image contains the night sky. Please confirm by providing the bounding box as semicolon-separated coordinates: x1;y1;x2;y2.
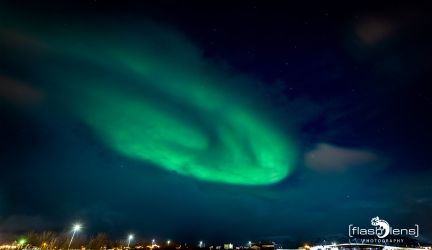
1;0;432;246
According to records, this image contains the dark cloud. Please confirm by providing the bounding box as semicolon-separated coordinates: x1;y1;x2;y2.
0;76;45;106
0;215;52;232
304;143;387;172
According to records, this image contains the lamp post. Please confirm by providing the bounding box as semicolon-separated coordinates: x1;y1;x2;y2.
68;224;82;250
127;234;134;248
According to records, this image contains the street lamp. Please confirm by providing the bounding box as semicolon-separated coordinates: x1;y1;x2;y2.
199;241;203;248
152;239;156;246
127;234;134;248
167;240;171;245
68;223;82;250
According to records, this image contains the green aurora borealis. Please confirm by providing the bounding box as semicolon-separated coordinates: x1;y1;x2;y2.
2;1;432;241
4;22;297;185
